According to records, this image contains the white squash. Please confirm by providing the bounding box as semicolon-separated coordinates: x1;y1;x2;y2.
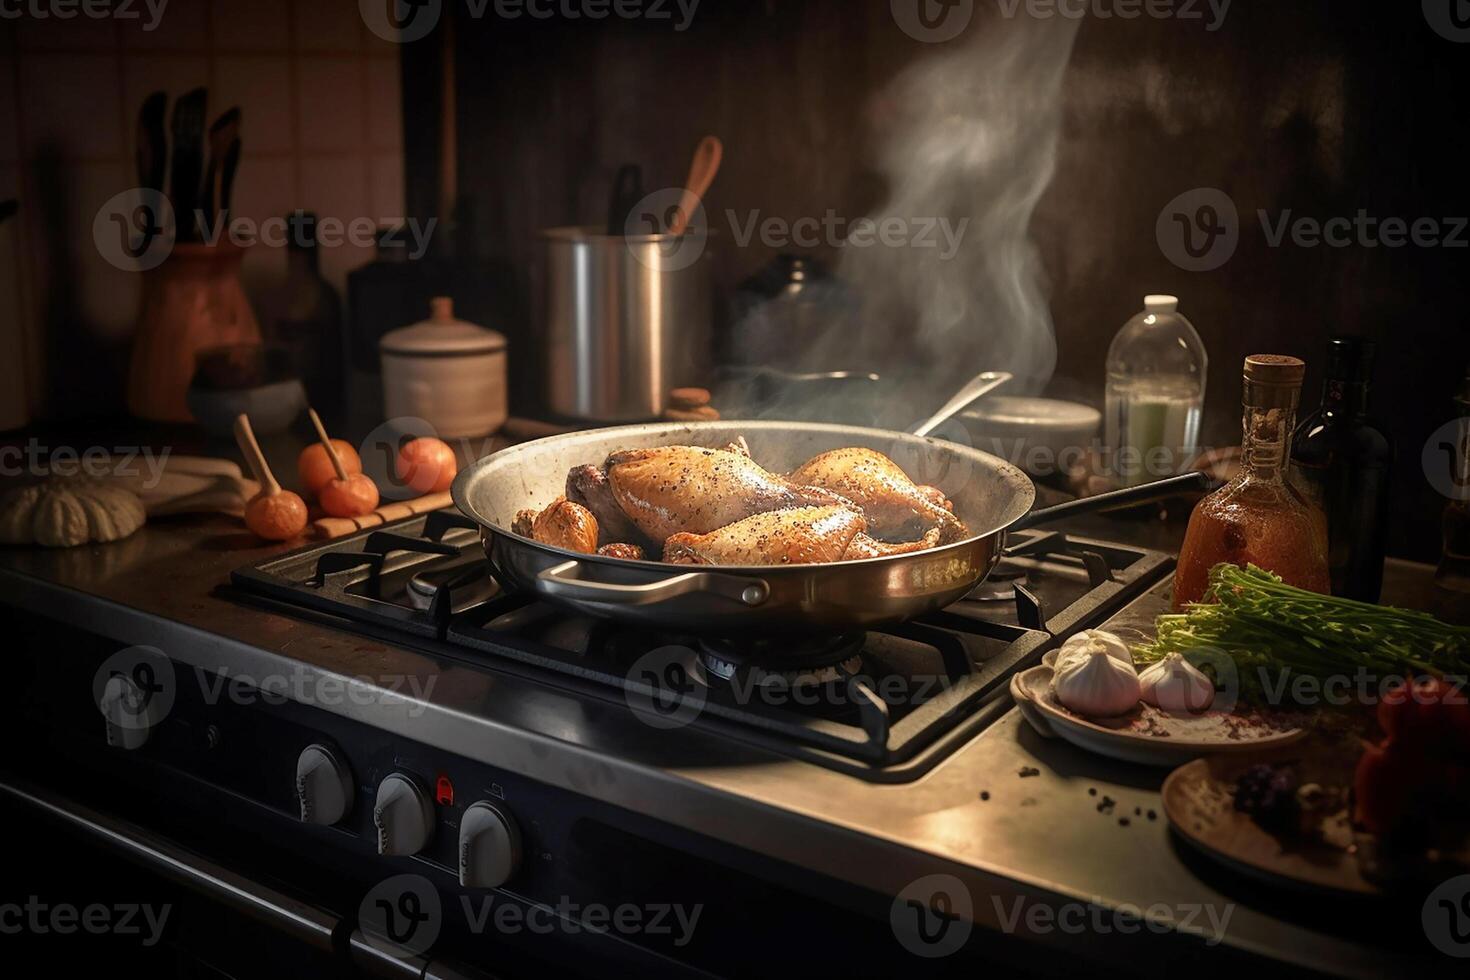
0;477;146;547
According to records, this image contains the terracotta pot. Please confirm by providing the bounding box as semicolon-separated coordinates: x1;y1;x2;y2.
127;241;261;422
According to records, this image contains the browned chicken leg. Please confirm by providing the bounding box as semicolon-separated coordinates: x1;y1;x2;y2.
512;497;600;554
790;448;965;542
664;506;866;566
566;464;648;547
605;445;854;543
842;528;942;561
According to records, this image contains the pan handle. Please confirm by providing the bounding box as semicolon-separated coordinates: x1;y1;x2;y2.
537;560;771;608
1013;471;1212;530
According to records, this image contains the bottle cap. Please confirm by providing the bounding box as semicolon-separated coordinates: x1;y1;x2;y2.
1243;354;1305;386
1144;294;1179;313
1324;337;1376;383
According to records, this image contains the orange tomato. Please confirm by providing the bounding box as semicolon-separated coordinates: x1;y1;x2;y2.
395;438;458;495
319;473;380;518
298;440;362;497
245;491;308;541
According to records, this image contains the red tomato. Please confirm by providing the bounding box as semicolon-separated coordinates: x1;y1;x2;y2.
245;491;308;541
395;438;458;495
1378;678;1470;753
319;473;380;518
298;440;362;497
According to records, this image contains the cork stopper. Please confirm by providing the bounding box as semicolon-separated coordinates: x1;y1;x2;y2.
1243;354;1305;386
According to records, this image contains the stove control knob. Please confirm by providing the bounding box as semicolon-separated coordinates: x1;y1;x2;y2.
374;773;435;856
458;802;522;889
295;744;353;826
100;673;151;750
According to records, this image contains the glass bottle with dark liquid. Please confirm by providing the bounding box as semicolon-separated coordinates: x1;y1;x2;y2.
1173;355;1330;609
1290;338;1393;602
1436;365;1470;592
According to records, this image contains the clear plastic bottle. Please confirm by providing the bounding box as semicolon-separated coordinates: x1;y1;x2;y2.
1104;295;1207;486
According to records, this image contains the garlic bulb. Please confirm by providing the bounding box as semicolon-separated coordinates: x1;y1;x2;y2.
0;477;146;548
1052;648;1142;718
1053;629;1134;675
1138;653;1215;714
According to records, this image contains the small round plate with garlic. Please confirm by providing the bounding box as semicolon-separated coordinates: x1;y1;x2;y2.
1011;630;1307;767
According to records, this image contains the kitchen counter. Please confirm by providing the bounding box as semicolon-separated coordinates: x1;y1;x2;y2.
2;506;1459;977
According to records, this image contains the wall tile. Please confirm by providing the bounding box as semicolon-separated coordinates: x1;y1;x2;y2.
213;0;290;52
294;2;363;52
300;155;372;294
298;155;368;222
0;166;34;430
226;154;297;227
230;155;298;304
297;58;365;153
0;59;17;162
214;56;294;154
119;0;204;50
369;152;403;221
16;9;118;50
20;54;124;159
366;57;401;150
73;162;141;339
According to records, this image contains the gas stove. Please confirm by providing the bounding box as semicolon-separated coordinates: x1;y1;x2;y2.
230;511;1174;781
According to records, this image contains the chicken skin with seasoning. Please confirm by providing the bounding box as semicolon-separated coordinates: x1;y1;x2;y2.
512;497;600;555
604;445;854;544
841;528;943;560
663;506;866;566
789;448;965;542
566;464;649;547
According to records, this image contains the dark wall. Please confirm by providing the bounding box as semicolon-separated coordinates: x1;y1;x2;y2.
405;0;1470;560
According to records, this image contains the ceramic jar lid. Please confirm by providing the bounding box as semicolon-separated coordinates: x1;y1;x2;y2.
380;297;506;356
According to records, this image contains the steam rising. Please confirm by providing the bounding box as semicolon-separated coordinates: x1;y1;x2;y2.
839;16;1081;412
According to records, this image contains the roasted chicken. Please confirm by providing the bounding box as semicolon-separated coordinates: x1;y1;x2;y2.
789;448;965;542
512;497;600;555
596;543;646;561
566;464;648;547
664;506;866;566
842;528;943;560
604;445;853;543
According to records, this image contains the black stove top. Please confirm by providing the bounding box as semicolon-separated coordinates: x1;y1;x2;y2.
230;511;1174;780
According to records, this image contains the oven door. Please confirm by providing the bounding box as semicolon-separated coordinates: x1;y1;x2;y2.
0;776;493;979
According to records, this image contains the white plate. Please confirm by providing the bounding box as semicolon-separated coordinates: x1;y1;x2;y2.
1011;665;1307;767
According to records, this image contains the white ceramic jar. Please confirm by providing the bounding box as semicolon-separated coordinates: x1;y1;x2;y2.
379;297;507;438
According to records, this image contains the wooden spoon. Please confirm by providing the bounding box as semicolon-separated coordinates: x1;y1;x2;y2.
233;413;307;541
308;408;379;518
667;135;723;237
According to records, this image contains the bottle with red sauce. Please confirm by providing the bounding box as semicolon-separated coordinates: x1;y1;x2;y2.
1172;355;1330;609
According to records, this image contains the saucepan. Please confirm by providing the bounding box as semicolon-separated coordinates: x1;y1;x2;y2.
451;372;1207;634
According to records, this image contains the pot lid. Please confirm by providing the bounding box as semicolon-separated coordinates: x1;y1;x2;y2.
962;396;1101;430
380;297;505;355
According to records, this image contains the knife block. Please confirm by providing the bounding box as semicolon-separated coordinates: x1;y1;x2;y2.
126;241;261;422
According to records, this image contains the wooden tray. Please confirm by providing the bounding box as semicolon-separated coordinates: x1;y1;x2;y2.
1162;754;1376;897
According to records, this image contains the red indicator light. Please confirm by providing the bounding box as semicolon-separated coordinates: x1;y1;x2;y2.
435;775;454;806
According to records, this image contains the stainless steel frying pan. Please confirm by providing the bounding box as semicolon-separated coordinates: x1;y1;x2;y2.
451;418;1206;635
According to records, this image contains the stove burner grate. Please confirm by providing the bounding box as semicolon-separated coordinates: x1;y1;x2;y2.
698;633;867;689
